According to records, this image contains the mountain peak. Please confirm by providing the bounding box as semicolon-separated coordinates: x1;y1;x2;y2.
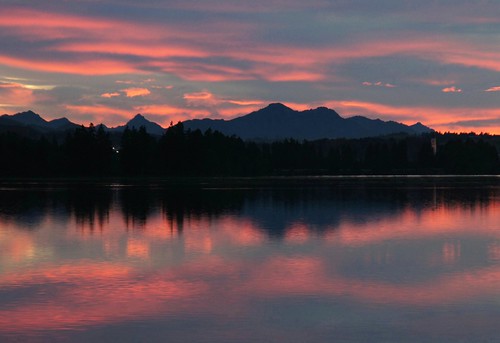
48;117;78;130
410;122;434;134
11;110;48;127
127;114;152;126
265;103;292;111
122;113;165;135
310;106;342;118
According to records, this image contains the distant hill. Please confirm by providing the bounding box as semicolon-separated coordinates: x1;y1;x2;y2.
183;103;433;140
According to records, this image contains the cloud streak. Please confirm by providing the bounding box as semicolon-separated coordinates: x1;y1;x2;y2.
485;86;500;92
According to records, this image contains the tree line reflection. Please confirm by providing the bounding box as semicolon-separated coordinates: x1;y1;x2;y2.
0;178;497;238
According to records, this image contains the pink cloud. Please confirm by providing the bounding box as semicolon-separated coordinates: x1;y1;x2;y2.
183;91;217;106
415;79;457;86
0;5;499;86
0;82;35;107
362;81;397;88
54;42;209;59
227;100;265;106
0;55;138;75
485;86;500;92
442;86;462;93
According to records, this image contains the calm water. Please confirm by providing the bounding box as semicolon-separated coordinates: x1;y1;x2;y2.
0;177;499;342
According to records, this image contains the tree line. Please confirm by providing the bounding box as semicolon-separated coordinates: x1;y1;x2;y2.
1;123;499;177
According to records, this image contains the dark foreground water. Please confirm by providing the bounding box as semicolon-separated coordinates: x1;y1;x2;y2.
0;177;499;342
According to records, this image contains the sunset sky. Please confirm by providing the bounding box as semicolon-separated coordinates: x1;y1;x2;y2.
1;0;499;133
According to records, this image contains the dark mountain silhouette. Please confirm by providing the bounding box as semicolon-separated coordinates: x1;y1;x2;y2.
0;115;19;127
410;122;433;134
1;105;433;140
111;114;165;136
10;110;48;127
1;111;79;133
0;113;48;136
0;111;164;137
47;117;79;130
183;103;433;140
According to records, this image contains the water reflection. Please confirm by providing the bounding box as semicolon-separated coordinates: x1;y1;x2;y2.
0;178;499;342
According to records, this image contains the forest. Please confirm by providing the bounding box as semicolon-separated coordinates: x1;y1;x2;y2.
1;122;499;177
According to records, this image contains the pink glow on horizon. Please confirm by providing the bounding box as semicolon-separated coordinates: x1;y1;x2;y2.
64;105;131;125
320;100;500;134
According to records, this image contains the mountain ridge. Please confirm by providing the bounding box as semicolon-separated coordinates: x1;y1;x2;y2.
183;103;433;140
1;104;434;140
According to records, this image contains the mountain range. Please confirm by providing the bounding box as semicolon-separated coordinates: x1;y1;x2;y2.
183;103;432;140
1;103;433;140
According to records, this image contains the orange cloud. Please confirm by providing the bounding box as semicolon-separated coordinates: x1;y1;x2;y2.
122;88;151;97
101;92;120;98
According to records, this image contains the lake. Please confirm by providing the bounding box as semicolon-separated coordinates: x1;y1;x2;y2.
0;177;499;342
